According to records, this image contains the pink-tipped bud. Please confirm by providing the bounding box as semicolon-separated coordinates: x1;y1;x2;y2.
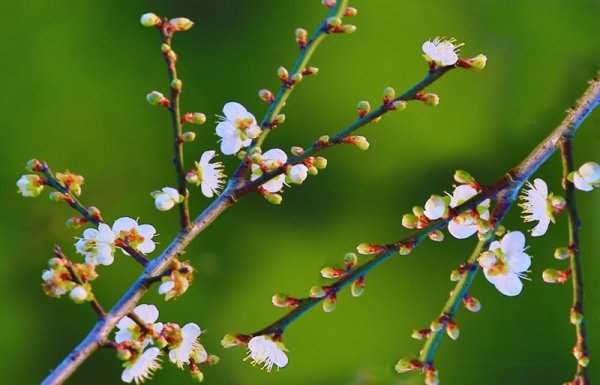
259;89;274;103
446;321;460;340
356;243;384;255
302;66;319;75
277;66;289;82
323;294;337;313
322;0;336;9
320;267;345;279
26;159;43;172
382;87;396;104
295;28;308;47
357;100;371;117
411;328;431;340
463;295;481;312
344;7;358;17
169;17;194;31
428;230;444;242
351;277;365;297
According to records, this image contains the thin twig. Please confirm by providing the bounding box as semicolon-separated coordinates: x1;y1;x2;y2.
559;138;589;384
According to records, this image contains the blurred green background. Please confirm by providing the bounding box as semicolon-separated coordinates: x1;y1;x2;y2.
2;0;600;384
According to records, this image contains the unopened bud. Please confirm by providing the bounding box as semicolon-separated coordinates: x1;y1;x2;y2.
430;318;443;332
171;79;182;92
344;7;358;17
302;66;319;75
551;195;566;213
264;193;283;205
307;166;318;175
161;44;171;53
542;268;570;283
392;100;407;111
26;159;43;172
322;0;336;9
66;217;86;229
182;132;196;142
342;24;357;34
446;321;459;340
450;269;465;282
578;355;590;367
220;332;242;348
309;286;326;298
495;224;506;237
117;347;132;361
274;114;286;124
146;91;168;106
291;73;303;84
271;293;290;308
323;295;337;312
356;243;383;255
463;295;481;312
570;307;583;325
190;368;204;382
466;54;487;71
277;66;289;82
326;17;342;29
140;13;161;27
454;170;475;184
351;277;365;297
344;253;357;268
423;93;439;107
350;135;369;150
398;244;413;255
412;206;424;217
425;368;440;385
554;247;570;260
313;157;328;169
188;112;206;125
48;191;66;202
169;17;194;31
357;100;371;117
395;358;422;373
382;87;396;104
411;328;430;340
320;267;344;279
295;28;308;46
428;230;444;242
475;218;490;234
259;89;274;103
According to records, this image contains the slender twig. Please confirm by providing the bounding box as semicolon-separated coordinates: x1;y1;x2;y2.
160;27;192;231
39;52;600;385
559;138;589;384
53;245;106;318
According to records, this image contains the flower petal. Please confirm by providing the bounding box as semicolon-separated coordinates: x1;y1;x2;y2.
494;273;523;296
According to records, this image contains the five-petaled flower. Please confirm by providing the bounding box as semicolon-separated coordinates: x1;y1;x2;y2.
423;194;447;220
569;161;600;191
75;223;116;265
422;37;462;66
121;347;162;384
245;335;288;372
447;185;490;239
519;178;562;237
251;149;288;193
168;323;204;368
115;304;164;347
113;217;157;255
216;102;261;155
478;231;531;296
186;150;226;198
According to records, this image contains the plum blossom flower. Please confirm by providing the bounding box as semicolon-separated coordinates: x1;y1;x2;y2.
113;217;157;254
251;149;288;193
245;335;288;371
121;347;162;384
478;231;531;296
422;37;462;66
116;304;163;346
520;178;562;237
16;174;44;197
216;102;261;155
447;185;490;239
186;150;226;198
423;195;447;220
168;323;203;368
288;164;308;184
75;223;116;265
569;161;600;191
41;269;71;297
151;187;183;211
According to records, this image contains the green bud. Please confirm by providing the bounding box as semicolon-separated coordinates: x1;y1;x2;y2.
169;17;194;31
313;157;328;169
495;224;506;237
171;79;183;92
450;269;464;282
412;206;424;217
264;193;283;205
326;17;342;28
48;191;65;202
398;245;412;255
467;54;487;71
392;100;407;111
344;253;357;267
275;114;286;124
309;286;326;298
542;268;562;283
357;100;371;116
342;24;357;34
220;332;241;348
352;136;370;150
259;89;274;103
277;66;289;81
291;73;303;84
307;166;319;175
190;369;205;382
182;131;196;142
351;279;365;297
322;295;336;313
454;170;475;184
554;247;570;260
116;348;132;361
140;13;161;27
383;87;396;103
402;213;418;229
26;159;42;172
570;307;583;325
463;295;481;312
271;293;289;307
189;112;206;125
146;91;167;106
424;93;440;107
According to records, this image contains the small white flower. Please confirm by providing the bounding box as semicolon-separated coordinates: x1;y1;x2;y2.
422;37;462;66
245;335;288;372
116;304;163;346
75;223;116;265
447;185;490;239
191;150;226;198
113;217;157;254
151;187;183;211
423;195;446;220
571;161;600;191
41;269;67;296
288;164;308;184
216;102;261;155
169;323;203;368
17;174;44;197
121;347;162;384
520;178;554;237
251;149;288;193
478;231;531;296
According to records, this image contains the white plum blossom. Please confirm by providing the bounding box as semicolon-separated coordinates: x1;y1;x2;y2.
447;185;490;239
245;335;288;372
251;149;288;193
288;164;308;184
16;174;44;197
520;178;554;237
570;161;600;191
168;323;203;368
478;231;531;296
116;304;163;346
422;37;462;66
188;150;226;198
121;347;162;384
75;223;116;265
423;195;446;220
151;187;183;211
216;102;261;155
41;269;68;296
113;217;157;254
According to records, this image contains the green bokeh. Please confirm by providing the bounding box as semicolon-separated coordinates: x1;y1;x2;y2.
2;1;600;384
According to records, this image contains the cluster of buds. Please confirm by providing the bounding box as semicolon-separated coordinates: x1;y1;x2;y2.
140;13;194;35
180;112;207;143
158;259;195;300
381;86;408;111
277;66;303;88
42;256;97;304
543;244;575;283
325;16;356;34
449;262;477;282
430;313;460;341
403;194;450;242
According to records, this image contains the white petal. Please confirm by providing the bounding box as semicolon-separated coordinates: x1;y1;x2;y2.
223;102;247;119
532;178;548;198
579;162;600;182
423;195;445;220
271;348;288;368
494;274;523;296
112;217;138;234
261;175;285;193
199;150;216;166
220;136;243;155
478;252;497;269
573;172;593;192
262;148;288;163
507;251;531;273
155;194;175;211
182;323;202;340
134;304;159;323
162;187;180;201
216;121;236;139
450;185;477;207
158;280;175;295
500;231;526;254
531;216;551;237
448;220;477;239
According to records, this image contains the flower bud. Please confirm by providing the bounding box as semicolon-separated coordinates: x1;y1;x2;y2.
425;368;440;385
356;243;384;255
430;318;444;332
302;66;319;75
48;191;66;202
395;358;421;373
463;295;481;312
495;224;506;237
171;79;182;92
16;174;45;197
69;286;88;303
550;195;566;213
465;54;487;71
344;253;357;268
423;93;439;107
446;321;459;340
190;368;205;382
326;17;342;28
412;206;424;217
428;230;444;242
450;269;465;282
357;100;371;117
188;112;206;125
277;66;289;82
295;28;308;46
206;355;220;365
169;17;194;31
182;131;196;142
291;73;303;84
350;135;370;150
392;100;407;111
570;307;583;325
274;114;286;124
146;91;168;106
313;157;328;169
475;218;490;234
116;347;132;361
402;214;419;229
344;7;358;17
140;13;161;27
342;24;357;34
317;135;330;145
351;277;365;297
264;193;283;205
259;89;274;103
220;332;243;348
398;244;412;255
186;171;199;185
411;328;430;340
554;247;570;260
66;217;86;229
288;164;308;184
382;87;396;104
26;159;43;172
308;166;318;176
320;267;344;279
578;355;590;368
322;0;336;8
309;286;326;298
271;293;290;308
542;268;569;283
323;295;336;312
161;43;171;53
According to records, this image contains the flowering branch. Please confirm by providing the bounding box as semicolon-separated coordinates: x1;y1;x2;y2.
559;138;589;384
